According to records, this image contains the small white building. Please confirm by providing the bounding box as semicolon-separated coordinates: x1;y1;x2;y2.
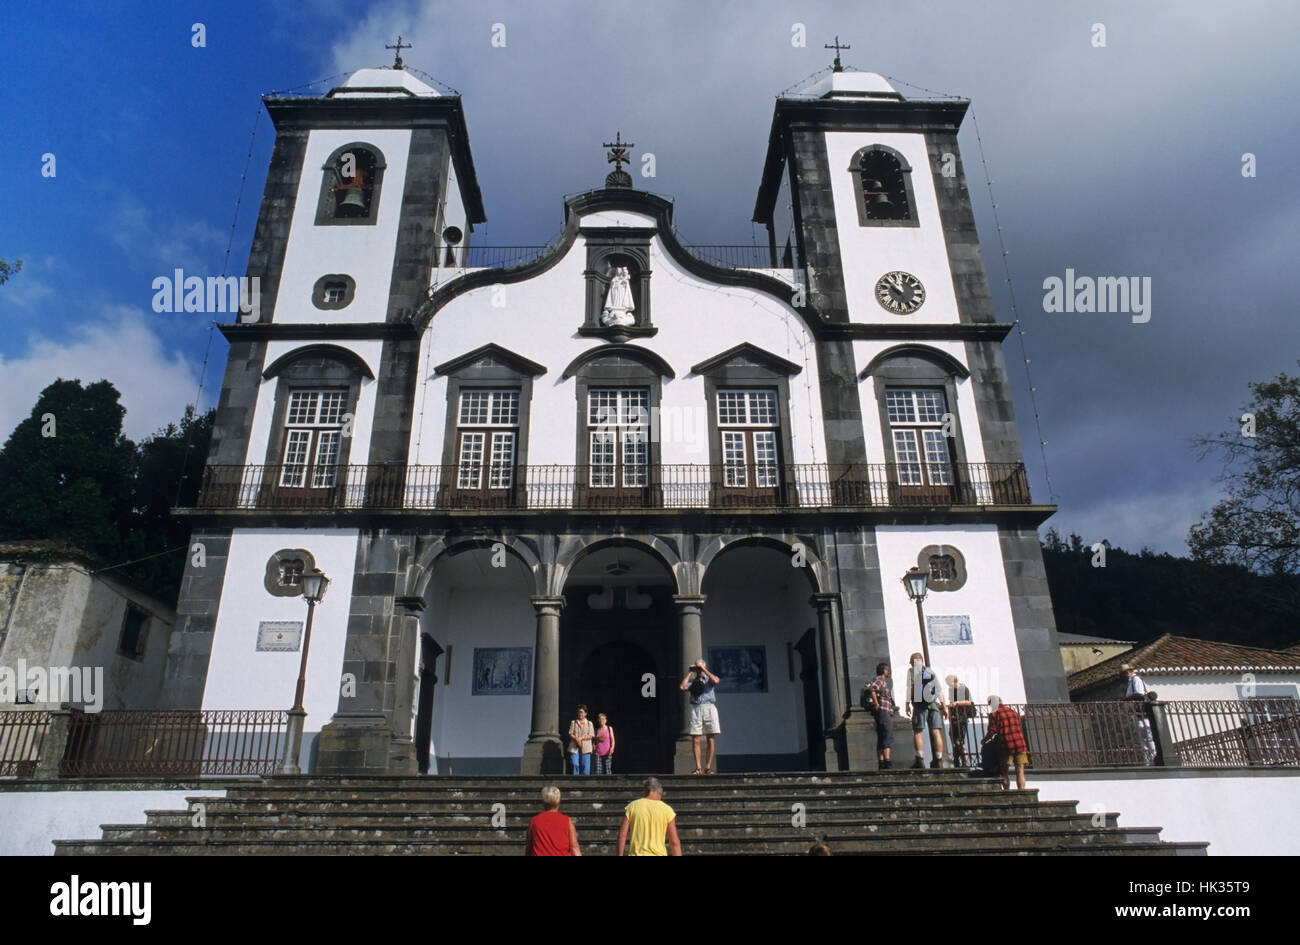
1069;633;1300;703
0;542;175;712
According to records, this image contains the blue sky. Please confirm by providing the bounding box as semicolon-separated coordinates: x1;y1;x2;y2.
2;1;1297;556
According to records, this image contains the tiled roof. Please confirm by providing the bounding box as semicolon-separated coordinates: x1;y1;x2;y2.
1068;633;1300;694
1056;632;1135;645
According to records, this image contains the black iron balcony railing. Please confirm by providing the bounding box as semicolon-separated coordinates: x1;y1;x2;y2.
195;462;1032;512
438;245;785;271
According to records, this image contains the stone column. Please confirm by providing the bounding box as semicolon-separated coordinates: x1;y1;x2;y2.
521;596;565;774
812;593;848;770
672;594;706;774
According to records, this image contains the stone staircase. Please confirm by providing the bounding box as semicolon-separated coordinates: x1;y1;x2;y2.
52;772;1208;855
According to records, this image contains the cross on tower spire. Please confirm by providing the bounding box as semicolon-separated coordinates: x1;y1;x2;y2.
386;36;411;70
824;35;850;73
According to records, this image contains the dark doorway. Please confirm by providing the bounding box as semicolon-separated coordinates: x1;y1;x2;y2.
559;586;674;774
415;634;443;774
795;628;824;770
578;641;661;773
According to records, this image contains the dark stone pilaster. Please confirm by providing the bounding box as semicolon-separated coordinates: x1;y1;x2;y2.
160;529;231;709
925;131;996;325
316;530;417;774
964;338;1027;467
244;128;308;325
1000;527;1069;701
830;526;889;770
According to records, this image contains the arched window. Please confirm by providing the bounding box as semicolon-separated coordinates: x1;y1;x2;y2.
850;145;917;227
315;144;386;226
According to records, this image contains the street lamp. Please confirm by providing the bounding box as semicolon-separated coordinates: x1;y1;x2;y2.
276;567;330;776
902;566;932;669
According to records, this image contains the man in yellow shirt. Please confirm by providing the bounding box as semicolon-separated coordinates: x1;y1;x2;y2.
617;777;682;856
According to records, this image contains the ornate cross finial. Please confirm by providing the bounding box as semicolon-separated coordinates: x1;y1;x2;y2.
602;131;635;189
824;35;850;72
386;36;411;70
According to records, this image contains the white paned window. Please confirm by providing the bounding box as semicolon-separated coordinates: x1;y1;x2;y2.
886;388;953;487
456;390;519;491
717;389;781;489
279;389;348;488
588;389;649;488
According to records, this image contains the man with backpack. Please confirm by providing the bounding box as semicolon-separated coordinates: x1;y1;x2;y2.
903;652;947;769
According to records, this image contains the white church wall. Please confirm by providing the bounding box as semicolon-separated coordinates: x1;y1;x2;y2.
201;529;358;738
275;128;414;326
409;223;827;471
825;131;959;326
874;524;1027;705
1031;769;1300;855
700;549;818;762
425;586;535;770
0;788;227;856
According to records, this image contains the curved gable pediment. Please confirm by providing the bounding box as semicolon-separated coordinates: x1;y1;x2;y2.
859;344;970;380
262;343;375;380
561;344;675;380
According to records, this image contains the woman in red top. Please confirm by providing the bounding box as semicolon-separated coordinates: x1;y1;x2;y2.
526;786;581;856
983;695;1029;791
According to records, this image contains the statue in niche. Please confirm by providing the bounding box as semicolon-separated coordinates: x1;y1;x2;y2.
601;266;636;327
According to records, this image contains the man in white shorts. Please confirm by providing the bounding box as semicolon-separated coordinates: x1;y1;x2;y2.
680;659;721;774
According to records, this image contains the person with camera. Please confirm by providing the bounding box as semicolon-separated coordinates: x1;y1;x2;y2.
680;659;721;775
1122;663;1158;764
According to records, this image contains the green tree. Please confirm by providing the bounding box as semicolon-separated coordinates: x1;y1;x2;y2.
0;258;21;285
1189;366;1300;575
120;405;215;597
0;379;136;563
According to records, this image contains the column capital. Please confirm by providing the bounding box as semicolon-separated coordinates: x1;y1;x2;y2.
672;594;707;612
810;591;840;610
395;596;425;613
530;595;566;615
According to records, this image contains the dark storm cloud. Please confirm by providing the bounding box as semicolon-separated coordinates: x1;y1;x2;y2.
330;0;1299;554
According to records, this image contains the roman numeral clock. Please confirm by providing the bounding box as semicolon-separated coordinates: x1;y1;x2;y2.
875;270;925;314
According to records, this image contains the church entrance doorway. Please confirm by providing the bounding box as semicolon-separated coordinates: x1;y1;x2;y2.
560;544;676;773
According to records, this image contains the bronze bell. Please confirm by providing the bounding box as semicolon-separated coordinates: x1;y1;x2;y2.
864;180;893;206
336;187;368;215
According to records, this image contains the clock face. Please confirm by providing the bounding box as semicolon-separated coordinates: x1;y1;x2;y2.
875;271;926;314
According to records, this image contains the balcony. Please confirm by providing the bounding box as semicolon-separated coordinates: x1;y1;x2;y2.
441;245;784;271
195;462;1033;512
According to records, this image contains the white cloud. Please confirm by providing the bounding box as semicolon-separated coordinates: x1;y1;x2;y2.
0;306;204;444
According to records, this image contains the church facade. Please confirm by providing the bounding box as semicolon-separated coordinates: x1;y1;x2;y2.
164;63;1067;775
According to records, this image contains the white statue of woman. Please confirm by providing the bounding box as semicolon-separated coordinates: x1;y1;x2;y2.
601;266;636;327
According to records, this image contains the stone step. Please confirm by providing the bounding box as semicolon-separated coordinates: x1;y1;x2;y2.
150;798;1090;824
131;805;1123;837
97;823;1152;848
52;834;1206;856
218;782;1021;803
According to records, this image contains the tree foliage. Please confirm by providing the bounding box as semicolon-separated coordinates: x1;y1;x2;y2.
0;258;21;285
1189;366;1300;575
0;379;213;602
1042;527;1300;650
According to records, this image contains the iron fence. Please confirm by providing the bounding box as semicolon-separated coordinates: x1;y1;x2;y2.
435;244;785;271
197;462;1032;512
1163;698;1300;768
0;711;49;777
60;709;287;777
946;699;1300;770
